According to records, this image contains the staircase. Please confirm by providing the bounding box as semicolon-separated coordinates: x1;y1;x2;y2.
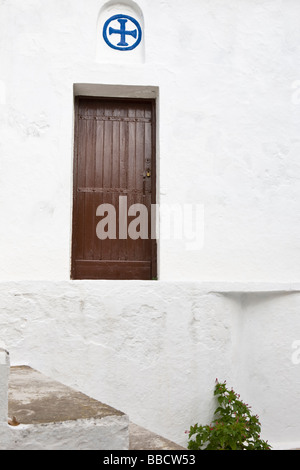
0;347;184;450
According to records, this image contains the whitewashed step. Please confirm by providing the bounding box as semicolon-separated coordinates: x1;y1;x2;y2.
7;366;184;451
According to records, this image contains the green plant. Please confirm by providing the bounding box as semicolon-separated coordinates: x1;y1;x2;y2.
186;379;271;450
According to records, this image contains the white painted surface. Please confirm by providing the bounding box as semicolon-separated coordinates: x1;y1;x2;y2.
0;0;300;281
0;81;6;105
1;280;300;449
1;0;300;451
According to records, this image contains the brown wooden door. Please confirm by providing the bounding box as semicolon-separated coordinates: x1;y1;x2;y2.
71;97;157;280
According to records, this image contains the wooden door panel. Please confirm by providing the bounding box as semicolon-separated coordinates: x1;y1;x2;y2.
72;97;156;280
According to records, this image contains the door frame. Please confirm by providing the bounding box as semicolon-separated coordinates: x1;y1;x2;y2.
71;95;157;280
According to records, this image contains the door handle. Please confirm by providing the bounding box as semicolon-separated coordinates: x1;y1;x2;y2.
142;169;151;178
146;169;151;177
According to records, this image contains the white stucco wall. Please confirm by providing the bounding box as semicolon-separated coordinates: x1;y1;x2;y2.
0;0;300;281
1;280;300;449
1;0;300;451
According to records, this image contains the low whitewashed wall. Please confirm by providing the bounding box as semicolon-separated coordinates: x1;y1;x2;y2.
1;280;300;449
0;415;129;451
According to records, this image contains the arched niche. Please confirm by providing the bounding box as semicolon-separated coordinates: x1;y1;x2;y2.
96;1;145;64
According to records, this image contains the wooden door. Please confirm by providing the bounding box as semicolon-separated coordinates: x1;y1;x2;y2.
71;97;157;280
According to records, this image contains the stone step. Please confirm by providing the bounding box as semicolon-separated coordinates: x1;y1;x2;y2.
8;366;125;425
7;365;184;451
6;365;128;450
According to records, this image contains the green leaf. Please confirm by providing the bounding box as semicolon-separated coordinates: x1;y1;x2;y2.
186;379;271;451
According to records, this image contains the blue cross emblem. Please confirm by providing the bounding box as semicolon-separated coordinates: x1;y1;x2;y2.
103;14;142;51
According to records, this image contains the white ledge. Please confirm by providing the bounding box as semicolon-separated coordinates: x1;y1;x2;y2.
1;280;300;294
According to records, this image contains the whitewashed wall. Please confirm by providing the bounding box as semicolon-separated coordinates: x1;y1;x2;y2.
0;0;300;281
1;0;300;450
